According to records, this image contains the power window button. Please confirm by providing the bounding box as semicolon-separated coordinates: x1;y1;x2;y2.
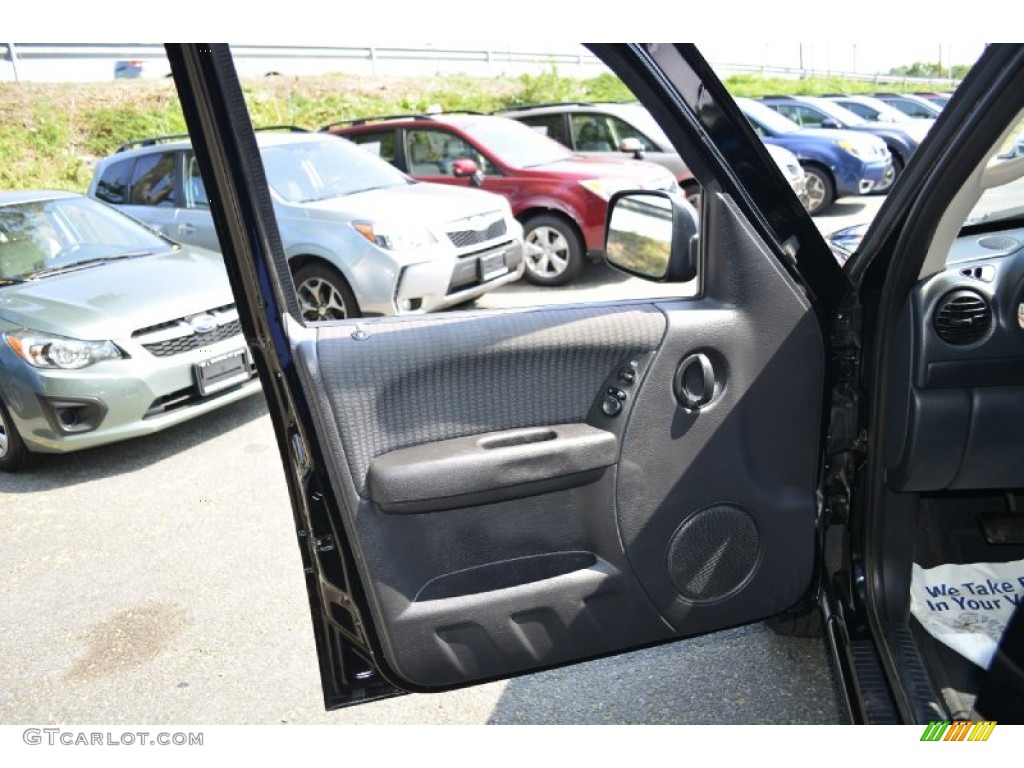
602;396;623;417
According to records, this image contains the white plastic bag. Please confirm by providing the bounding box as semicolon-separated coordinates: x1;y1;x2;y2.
909;558;1024;669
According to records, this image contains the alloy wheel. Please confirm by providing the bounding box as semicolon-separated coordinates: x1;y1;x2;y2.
525;225;571;279
297;276;349;321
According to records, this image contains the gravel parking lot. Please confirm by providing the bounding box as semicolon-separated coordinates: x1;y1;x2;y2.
0;198;879;725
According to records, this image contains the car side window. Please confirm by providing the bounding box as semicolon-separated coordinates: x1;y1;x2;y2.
129;152;177;207
771;104;814;128
895;99;933;118
406;129;491;176
184;153;209;209
571;114;616;152
841;102;875;120
603;115;658;152
789;106;825;128
93;159;135;205
346;130;398;168
518;115;570;147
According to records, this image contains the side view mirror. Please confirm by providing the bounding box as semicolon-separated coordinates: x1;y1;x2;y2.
604;190;699;282
619;137;645;159
820;118;841;129
450;156;481;185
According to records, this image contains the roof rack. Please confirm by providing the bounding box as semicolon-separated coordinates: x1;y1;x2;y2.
321;111;484;132
115;133;192;153
116;125;310;153
253;125;310;133
321;114;438;131
496;101;597;112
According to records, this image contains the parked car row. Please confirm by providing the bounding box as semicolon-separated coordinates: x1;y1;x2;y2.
4;128;535;470
488;101;806;212
736;98;891;214
0;85;953;471
324;111;685;286
89;130;526;315
756;94;931;192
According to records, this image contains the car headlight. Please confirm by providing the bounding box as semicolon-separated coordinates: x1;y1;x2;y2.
4;331;124;369
835;139;865;158
579;178;637;201
353;221;437;250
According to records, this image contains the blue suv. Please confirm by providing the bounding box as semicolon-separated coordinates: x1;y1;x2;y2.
758;95;929;193
736;97;891;215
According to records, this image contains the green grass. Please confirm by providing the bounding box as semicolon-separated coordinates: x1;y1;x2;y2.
0;69;950;192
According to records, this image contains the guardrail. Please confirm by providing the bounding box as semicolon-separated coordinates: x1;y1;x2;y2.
712;61;960;88
0;43;609;82
1;43;961;87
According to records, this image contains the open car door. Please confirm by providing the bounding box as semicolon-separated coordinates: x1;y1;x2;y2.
165;43;846;709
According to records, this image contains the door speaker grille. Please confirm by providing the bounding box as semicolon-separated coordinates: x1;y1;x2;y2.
666;505;759;602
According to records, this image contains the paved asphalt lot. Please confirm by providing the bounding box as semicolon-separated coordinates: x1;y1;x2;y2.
0;197;881;726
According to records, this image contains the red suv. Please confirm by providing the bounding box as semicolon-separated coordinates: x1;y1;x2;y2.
325;113;681;285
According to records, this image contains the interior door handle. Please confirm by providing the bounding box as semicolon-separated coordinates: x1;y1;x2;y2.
674;353;716;409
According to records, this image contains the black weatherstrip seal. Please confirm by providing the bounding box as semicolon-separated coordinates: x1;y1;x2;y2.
165;43;403;708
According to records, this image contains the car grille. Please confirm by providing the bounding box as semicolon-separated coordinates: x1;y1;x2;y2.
445;213;507;249
142;358;258;418
132;303;243;358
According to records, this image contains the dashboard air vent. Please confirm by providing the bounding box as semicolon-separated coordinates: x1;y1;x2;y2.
933;289;992;345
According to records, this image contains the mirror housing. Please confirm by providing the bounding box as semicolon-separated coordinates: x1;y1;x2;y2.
452;159;479;187
619;137;645;159
604;190;699;282
820;118;841;129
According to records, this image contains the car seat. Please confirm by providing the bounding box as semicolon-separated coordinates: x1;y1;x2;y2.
578;121;614;152
409;140;440;175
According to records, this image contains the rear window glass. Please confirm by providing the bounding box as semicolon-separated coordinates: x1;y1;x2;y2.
93;159;135;204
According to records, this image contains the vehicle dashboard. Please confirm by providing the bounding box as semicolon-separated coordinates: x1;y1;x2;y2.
885;226;1024;491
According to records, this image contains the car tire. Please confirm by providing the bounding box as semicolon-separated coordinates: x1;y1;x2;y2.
292;262;361;321
522;214;585;286
872;152;904;195
801;165;835;216
0;399;32;473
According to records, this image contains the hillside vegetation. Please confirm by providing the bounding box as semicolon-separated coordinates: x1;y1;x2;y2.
0;68;946;191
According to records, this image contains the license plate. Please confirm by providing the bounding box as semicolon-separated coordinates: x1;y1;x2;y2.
195;348;251;396
479;251;508;281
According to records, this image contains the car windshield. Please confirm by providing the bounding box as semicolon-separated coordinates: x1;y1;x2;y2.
260;137;412;203
0;196;169;282
964;116;1024;228
736;98;803;135
453;117;575;168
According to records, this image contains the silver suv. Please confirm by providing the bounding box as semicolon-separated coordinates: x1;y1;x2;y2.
88;131;524;319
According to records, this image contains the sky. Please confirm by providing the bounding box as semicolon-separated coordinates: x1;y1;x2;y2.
4;1;998;77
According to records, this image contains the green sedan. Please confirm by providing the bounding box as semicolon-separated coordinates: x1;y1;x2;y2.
0;190;262;472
